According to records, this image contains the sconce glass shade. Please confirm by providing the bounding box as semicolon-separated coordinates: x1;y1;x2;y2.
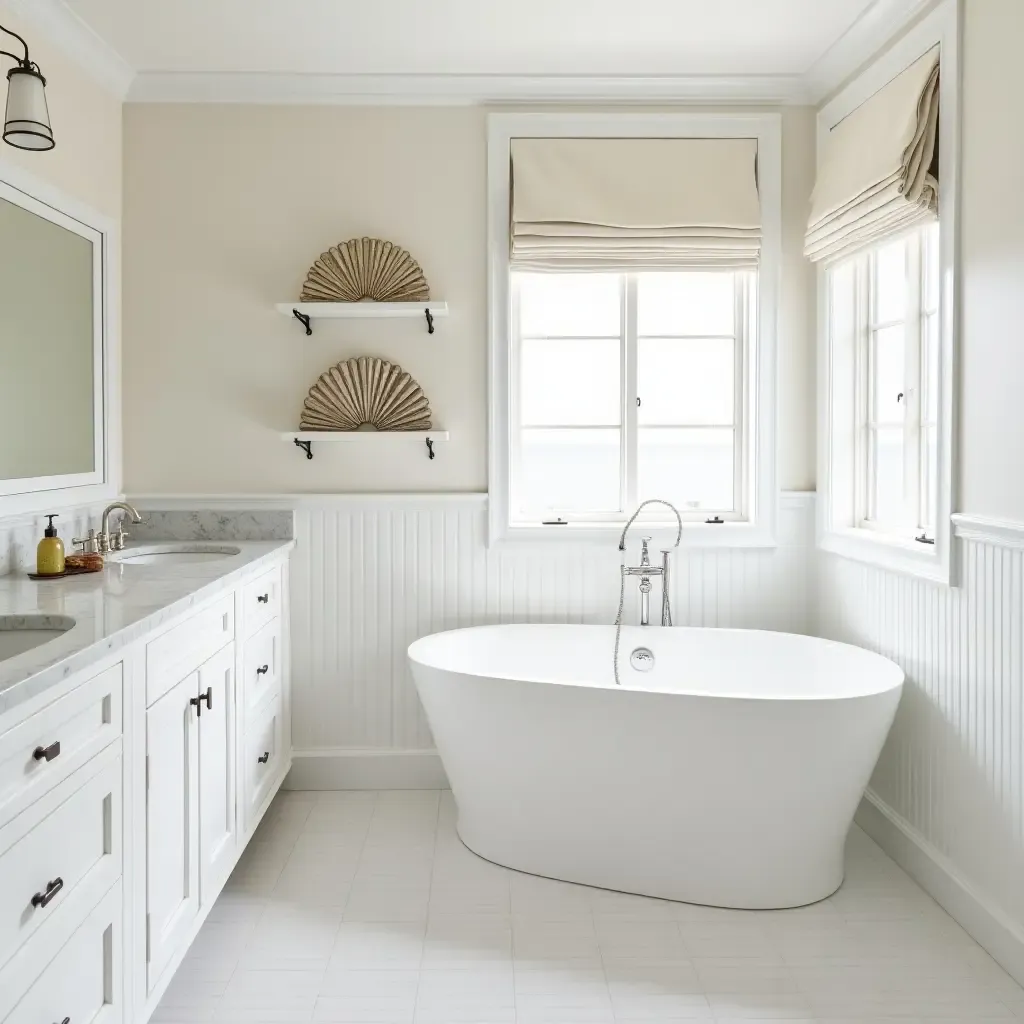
4;66;53;151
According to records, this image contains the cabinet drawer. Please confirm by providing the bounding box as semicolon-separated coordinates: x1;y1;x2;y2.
242;565;281;639
244;696;282;832
0;749;121;974
242;618;280;717
3;881;121;1024
147;595;234;706
0;663;122;825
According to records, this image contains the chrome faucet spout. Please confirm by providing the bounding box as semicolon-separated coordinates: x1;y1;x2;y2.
98;501;143;554
618;499;683;552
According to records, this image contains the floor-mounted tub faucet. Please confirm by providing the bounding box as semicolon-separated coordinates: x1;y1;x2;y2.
614;500;683;685
622;537;666;627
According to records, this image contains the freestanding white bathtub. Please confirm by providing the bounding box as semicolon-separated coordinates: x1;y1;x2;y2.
409;624;903;910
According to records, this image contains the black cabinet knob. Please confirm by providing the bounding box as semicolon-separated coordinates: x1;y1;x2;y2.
31;876;64;908
256;593;269;604
33;741;60;762
257;751;270;764
256;664;269;677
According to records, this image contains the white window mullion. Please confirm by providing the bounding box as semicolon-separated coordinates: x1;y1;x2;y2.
623;274;638;511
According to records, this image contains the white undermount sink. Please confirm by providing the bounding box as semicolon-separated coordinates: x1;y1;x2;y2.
112;545;242;566
0;615;75;661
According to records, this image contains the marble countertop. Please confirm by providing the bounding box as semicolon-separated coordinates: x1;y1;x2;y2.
0;540;294;716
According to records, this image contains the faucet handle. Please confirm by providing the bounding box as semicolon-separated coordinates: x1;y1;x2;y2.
640;536;652;564
72;529;99;554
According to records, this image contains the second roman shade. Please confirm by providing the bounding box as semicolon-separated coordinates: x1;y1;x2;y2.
805;47;940;263
510;137;761;272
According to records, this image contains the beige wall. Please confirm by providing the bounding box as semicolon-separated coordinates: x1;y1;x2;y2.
959;0;1024;522
0;7;121;220
122;103;816;495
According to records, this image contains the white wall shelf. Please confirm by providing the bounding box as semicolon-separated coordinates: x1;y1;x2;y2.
281;430;450;460
275;302;449;335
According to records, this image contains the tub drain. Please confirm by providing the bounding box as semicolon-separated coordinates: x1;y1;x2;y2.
629;647;655;672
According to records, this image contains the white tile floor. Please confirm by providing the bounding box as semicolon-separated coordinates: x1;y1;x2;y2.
154;790;1024;1023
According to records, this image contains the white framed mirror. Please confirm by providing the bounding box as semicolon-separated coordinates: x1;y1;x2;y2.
0;162;118;516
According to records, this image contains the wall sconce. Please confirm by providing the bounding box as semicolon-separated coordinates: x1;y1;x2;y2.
0;24;53;151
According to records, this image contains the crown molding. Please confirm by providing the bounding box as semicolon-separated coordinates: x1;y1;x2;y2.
802;0;941;103
2;0;134;98
1;0;944;109
127;70;808;106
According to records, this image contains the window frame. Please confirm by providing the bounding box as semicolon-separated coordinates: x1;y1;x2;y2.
487;112;782;547
509;270;753;526
816;1;960;584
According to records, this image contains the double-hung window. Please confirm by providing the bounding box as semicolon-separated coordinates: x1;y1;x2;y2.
488;114;782;545
813;15;957;582
512;270;753;523
853;224;940;538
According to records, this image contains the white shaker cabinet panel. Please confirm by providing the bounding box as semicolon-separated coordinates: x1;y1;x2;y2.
198;643;237;904
145;672;200;993
4;881;122;1024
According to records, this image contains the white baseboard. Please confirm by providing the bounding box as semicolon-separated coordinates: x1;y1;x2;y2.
284;748;449;790
857;789;1024;987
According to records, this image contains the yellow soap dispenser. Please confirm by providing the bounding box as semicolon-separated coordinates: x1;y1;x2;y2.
36;514;66;576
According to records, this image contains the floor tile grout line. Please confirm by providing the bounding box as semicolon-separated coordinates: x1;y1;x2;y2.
409;788;442;1017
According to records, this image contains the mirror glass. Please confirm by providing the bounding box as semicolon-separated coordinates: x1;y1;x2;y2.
0;194;97;483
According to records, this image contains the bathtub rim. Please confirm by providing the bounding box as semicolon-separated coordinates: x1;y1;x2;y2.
408;623;905;702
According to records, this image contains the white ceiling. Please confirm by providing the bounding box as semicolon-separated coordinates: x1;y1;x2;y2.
64;0;878;78
7;0;931;103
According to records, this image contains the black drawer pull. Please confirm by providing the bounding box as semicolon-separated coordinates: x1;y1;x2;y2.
257;751;270;764
256;593;269;604
33;741;61;762
189;687;213;716
256;664;269;676
31;876;64;908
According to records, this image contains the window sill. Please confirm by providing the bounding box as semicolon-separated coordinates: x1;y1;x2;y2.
494;519;778;549
818;525;952;584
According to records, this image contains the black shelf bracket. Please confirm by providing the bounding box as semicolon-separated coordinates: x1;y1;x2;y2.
292;308;312;336
425;307;435;334
294;437;313;460
425;437;436;460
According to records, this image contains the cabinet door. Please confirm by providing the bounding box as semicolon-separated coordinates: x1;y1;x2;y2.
146;672;200;992
198;643;237;903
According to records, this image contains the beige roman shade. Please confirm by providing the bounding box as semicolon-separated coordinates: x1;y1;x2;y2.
510;137;761;271
806;47;940;264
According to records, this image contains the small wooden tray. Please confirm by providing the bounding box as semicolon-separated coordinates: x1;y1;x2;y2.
28;563;104;580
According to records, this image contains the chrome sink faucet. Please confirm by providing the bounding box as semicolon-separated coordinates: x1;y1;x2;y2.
75;501;144;555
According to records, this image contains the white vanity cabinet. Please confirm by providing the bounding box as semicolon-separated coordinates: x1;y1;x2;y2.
144;643;239;993
0;548;292;1024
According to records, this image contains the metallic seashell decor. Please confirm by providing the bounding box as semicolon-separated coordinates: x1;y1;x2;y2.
300;237;430;303
300;356;432;432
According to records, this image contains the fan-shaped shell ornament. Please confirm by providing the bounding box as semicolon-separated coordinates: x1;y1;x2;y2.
300;357;432;432
300;237;430;303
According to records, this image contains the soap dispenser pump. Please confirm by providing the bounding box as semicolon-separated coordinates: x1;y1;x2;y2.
36;514;65;576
